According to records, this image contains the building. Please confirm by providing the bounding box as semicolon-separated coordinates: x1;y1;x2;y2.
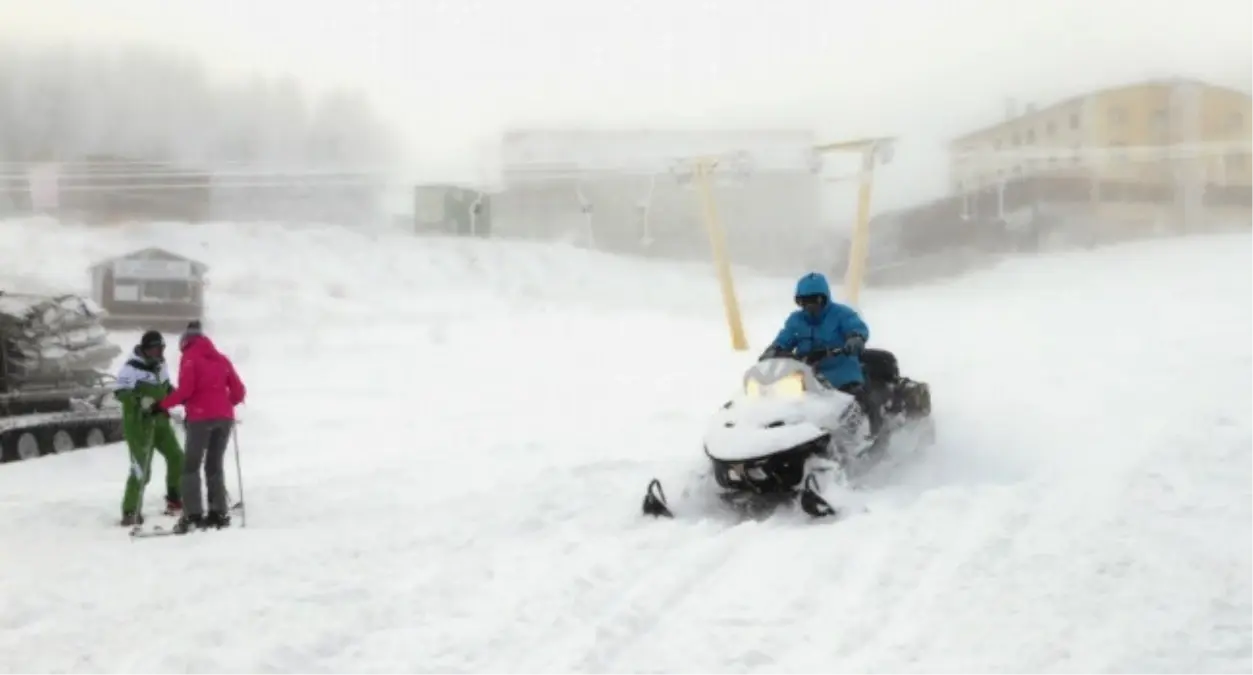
0;155;213;224
208;166;386;226
842;79;1250;289
413;184;493;236
951;80;1250;191
489;128;830;274
948;79;1250;238
862;79;1253;288
89;247;208;332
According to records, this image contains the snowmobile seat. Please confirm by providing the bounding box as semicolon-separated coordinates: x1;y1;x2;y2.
860;348;900;383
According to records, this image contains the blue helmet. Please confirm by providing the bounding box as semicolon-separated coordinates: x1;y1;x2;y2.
794;272;832;300
794;272;832;316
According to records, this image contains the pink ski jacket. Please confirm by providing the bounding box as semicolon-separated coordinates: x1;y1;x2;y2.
159;335;246;421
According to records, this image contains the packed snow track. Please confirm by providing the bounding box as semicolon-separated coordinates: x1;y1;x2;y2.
0;219;1248;673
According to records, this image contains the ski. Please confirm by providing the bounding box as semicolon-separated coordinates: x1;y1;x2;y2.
129;523;233;539
126;503;243;539
129;526;179;538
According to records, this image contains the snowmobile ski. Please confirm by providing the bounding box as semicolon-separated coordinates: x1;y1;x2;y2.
798;474;838;518
641;478;674;518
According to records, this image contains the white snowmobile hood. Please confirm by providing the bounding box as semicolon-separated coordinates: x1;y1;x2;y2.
703;393;845;462
704;422;828;462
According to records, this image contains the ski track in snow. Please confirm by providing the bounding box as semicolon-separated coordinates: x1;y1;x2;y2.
0;217;1249;673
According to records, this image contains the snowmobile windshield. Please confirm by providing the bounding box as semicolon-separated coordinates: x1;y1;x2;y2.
745;372;806;398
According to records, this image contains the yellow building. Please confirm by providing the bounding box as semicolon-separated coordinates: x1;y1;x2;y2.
951;79;1250;191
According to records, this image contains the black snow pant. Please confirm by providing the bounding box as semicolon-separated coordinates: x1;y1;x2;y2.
838;383;883;436
182;419;234;518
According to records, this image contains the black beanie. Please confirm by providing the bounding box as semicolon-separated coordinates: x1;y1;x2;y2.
139;330;165;350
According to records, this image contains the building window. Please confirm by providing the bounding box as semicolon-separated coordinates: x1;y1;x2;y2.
1026;130;1036;144
1070;112;1080;130
1229;112;1245;131
1113;143;1129;164
113;279;193;303
1046;121;1056;136
1152;109;1169;136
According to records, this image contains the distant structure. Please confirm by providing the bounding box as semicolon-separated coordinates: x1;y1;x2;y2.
488;128;831;274
861;78;1251;286
89;247;208;332
0;155;212;224
0;154;386;227
412;184;493;237
209;165;386;226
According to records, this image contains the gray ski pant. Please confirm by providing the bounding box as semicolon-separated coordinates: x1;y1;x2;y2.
182;419;234;517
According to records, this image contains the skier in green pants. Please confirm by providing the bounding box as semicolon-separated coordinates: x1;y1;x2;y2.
114;330;185;526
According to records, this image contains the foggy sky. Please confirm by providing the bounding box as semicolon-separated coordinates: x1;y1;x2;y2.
2;0;1250;212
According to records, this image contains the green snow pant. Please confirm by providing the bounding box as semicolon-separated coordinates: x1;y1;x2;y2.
121;415;185;515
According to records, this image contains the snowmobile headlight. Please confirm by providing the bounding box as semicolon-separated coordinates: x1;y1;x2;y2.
745;373;805;398
770;373;806;398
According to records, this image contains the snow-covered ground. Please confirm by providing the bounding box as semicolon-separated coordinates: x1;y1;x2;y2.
0;217;1249;673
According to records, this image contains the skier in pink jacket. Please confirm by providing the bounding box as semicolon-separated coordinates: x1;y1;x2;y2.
152;321;247;533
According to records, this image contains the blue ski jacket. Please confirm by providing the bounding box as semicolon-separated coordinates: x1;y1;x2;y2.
768;272;869;389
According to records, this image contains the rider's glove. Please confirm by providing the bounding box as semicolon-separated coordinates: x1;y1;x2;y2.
843;334;866;356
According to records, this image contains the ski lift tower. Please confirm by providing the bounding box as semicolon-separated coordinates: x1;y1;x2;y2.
814;136;896;308
669;151;757;353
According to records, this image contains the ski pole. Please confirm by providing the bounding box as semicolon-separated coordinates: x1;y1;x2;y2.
232;423;246;528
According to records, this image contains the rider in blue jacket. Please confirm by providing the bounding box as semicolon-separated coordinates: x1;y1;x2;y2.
760;272;881;433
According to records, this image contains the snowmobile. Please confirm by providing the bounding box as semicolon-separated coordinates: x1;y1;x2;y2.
640;347;934;521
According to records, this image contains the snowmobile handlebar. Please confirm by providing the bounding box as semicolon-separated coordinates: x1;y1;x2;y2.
761;346;848;364
798;346;847;364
